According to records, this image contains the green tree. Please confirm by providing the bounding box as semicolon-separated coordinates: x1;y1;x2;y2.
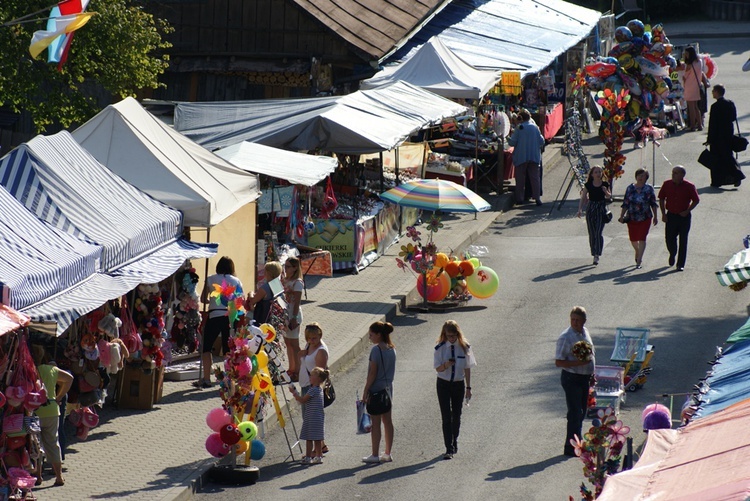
0;0;172;132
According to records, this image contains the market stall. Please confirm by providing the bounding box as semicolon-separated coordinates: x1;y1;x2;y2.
72;97;260;295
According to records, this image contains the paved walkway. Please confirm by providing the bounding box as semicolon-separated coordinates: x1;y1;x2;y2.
39;19;748;500
45;149;552;501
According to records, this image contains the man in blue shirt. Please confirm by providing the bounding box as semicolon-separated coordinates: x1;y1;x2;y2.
508;109;545;206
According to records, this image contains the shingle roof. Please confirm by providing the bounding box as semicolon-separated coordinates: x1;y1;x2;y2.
291;0;451;61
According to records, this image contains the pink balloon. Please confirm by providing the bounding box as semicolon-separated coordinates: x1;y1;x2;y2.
206;407;232;432
205;432;231;457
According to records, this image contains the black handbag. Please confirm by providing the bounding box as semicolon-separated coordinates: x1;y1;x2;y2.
323;379;335;407
732;120;748;152
365;346;392;415
698;148;715;169
604;211;613;224
692;66;708;114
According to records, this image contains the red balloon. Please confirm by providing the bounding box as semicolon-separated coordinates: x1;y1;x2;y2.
417;271;450;302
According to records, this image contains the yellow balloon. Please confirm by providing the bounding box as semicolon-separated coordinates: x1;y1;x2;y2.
255;350;269;368
236;440;249;454
435;253;449;268
260;323;276;343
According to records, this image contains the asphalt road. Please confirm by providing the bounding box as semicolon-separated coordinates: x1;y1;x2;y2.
196;37;750;500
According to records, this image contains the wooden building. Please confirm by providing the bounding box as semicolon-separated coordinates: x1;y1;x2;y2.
147;0;450;101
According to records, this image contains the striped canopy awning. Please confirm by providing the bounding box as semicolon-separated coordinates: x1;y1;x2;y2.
0;131;217;334
716;249;750;286
0;183;101;310
0;131;184;271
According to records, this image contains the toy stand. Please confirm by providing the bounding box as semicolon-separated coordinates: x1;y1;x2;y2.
589;365;626;417
277;385;304;462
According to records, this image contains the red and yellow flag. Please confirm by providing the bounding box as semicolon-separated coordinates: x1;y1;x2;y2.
29;12;93;59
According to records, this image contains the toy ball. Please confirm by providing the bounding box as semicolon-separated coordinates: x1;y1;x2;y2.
416;270;450;302
255;350;269;369
206;407;232;432
468;257;481;269
235;439;249;454
444;261;461;278
457;260;475;277
614;26;632;43
435;253;449;268
206;432;231;457
220;423;242;446
250;439;266;460
465;266;499;299
259;323;276;343
592;418;602;427
643;410;671;430
237;421;258;442
641;404;670;423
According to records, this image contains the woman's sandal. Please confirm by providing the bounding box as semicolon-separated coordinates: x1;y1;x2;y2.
322;445;329;454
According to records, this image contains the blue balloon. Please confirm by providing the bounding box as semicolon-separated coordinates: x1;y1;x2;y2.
250;439;266;460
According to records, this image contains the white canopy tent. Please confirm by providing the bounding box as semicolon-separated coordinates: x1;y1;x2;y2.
174;81;469;153
361;36;501;99
72;97;260;228
214;142;338;187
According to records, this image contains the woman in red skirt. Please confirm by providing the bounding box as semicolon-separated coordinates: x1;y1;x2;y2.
619;168;659;269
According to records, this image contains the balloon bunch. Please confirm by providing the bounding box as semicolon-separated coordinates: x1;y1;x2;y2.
216;323;279;417
209;279;246;324
396;219;500;302
204;407;265;460
579;20;677;180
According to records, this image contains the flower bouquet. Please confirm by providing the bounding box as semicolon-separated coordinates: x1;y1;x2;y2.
572;340;593;362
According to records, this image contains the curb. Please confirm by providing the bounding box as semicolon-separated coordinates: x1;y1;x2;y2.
184;144;564;498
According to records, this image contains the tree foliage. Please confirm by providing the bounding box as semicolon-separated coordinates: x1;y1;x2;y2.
0;0;172;131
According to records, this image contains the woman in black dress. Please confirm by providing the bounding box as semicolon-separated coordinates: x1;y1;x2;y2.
707;84;745;188
577;166;611;265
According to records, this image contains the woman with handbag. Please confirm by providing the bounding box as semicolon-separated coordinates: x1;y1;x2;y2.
577;165;612;265
298;322;329;455
434;320;476;460
681;47;708;131
619;168;659;269
282;257;304;382
362;321;396;464
707;84;746;188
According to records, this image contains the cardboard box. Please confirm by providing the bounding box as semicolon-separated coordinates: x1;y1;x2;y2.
118;365;155;410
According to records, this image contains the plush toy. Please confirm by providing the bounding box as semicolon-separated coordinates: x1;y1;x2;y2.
206;407;232;432
206;432;231;457
220;423;242;446
237;421;258;442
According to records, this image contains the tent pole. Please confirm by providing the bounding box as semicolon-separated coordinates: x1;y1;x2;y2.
474;104;480;193
198;227;211;384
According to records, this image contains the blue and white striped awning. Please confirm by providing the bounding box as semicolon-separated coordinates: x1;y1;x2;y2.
716;249;750;286
0;183;101;310
0;131;218;334
0;131;183;271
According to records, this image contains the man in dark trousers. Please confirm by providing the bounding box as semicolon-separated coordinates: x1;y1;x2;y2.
707;84;745;187
658;166;700;272
555;306;595;457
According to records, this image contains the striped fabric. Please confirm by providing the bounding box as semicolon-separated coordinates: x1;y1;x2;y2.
0;131;183;271
112;239;218;282
716;249;750;286
20;273;143;336
0;183;101;310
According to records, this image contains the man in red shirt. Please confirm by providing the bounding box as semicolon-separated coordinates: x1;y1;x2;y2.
658;166;700;271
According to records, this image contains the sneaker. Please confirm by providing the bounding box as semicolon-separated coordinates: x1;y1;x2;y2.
535;200;543;206
311;456;322;465
362;455;381;464
593;256;599;266
193;379;212;389
443;451;453;460
452;443;458;455
300;456;312;465
379;454;392;463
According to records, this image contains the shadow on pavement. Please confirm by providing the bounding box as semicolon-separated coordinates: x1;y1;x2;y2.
533;265;594;282
277;464;369;490
317;301;397;312
88;459;213;499
485;455;567;481
358;456;442;484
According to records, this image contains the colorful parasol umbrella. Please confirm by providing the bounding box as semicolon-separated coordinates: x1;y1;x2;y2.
379;178;490;212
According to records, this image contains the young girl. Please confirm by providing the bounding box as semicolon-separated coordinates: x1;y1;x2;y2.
291;366;329;465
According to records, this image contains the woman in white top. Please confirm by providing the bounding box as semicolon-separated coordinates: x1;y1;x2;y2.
298;322;329;453
282;257;304;381
199;256;243;388
434;320;476;460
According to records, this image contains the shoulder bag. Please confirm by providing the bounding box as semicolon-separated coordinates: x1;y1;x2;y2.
698;148;716;169
366;347;392;415
732;119;749;153
692;64;707;114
